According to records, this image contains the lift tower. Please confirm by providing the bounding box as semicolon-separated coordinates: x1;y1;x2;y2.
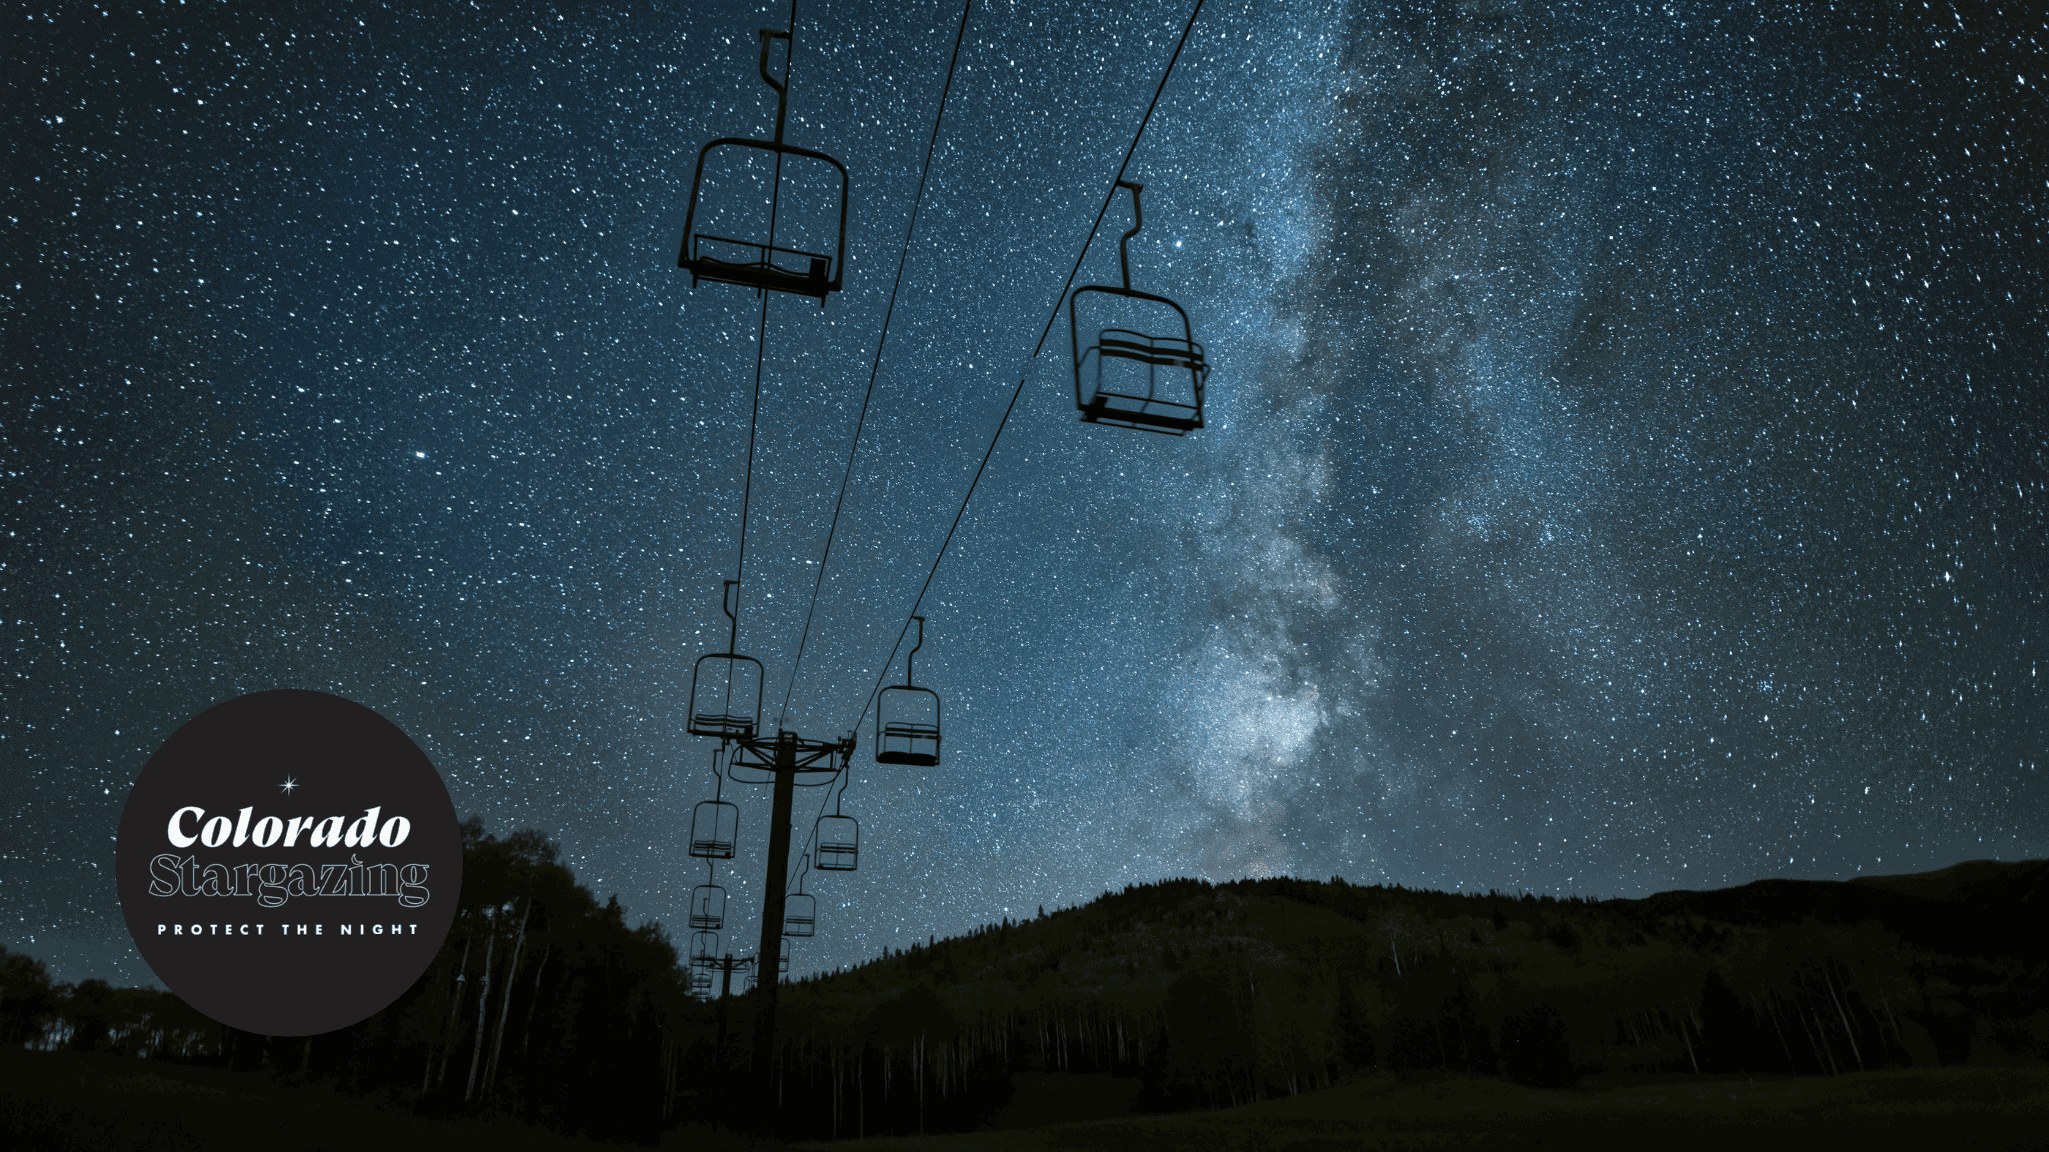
725;729;853;1097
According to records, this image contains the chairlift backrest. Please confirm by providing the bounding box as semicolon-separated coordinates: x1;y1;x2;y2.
678;29;849;305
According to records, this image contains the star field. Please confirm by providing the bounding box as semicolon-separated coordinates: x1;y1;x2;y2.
4;0;2043;989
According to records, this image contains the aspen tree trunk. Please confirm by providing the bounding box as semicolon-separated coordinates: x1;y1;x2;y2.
1800;1001;1838;1075
1791;995;1823;1073
1678;1007;1700;1073
1763;993;1798;1073
434;935;474;1091
1872;980;1901;1047
519;944;550;1057
1821;964;1865;1070
482;898;530;1095
464;925;497;1102
659;1035;673;1124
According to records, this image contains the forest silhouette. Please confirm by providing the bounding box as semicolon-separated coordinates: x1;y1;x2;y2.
5;821;2042;1146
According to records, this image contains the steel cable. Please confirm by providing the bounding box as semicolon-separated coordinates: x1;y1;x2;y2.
841;0;1209;740
775;0;979;733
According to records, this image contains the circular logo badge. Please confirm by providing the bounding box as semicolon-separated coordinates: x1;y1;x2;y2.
117;690;462;1035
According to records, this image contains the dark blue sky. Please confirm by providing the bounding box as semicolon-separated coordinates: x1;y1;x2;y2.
6;0;2043;989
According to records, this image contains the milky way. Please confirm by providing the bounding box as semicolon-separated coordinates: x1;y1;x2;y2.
6;0;2043;988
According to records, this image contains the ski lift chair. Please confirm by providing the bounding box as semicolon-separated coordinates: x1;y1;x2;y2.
690;652;763;739
815;812;858;872
689;581;763;739
875;616;941;766
785;893;816;938
688;742;740;858
678;29;848;305
1070;182;1207;434
785;855;817;936
689;799;739;858
689;931;720;970
689;882;726;930
876;688;940;766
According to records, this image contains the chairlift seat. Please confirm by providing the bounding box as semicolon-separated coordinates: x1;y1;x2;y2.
685;233;833;300
1079;391;1203;433
876;722;940;766
690;712;756;739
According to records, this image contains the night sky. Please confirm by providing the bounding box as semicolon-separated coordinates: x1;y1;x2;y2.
7;0;2044;991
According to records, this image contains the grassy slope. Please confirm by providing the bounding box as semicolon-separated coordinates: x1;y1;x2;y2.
10;1045;2042;1152
0;1045;634;1152
798;1067;2049;1152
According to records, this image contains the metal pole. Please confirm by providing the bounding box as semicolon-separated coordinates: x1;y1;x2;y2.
715;954;735;1060
752;732;797;1114
712;953;738;1132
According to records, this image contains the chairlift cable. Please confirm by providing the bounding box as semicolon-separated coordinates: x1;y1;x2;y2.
844;0;1208;736
775;0;978;733
724;0;801;636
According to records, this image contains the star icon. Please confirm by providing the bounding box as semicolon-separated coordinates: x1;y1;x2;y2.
279;776;300;796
